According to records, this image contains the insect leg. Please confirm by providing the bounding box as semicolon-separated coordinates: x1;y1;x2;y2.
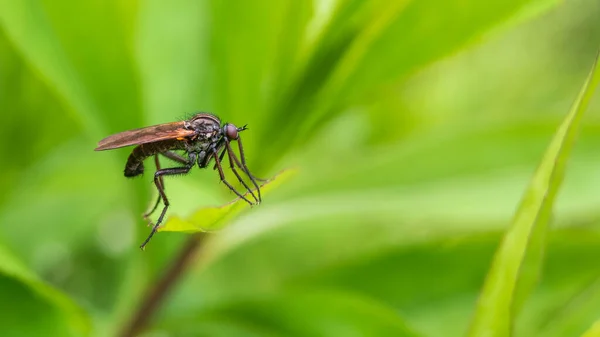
234;137;268;182
211;148;254;205
161;151;188;164
144;152;190;220
140;156;195;250
229;137;262;202
212;147;227;170
223;138;259;203
143;155;163;220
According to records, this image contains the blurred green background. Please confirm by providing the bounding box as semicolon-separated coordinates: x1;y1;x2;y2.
1;0;600;336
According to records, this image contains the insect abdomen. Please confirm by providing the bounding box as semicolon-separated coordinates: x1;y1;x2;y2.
124;145;149;177
124;140;185;177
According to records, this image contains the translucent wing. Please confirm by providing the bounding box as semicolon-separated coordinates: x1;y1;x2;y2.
95;121;195;151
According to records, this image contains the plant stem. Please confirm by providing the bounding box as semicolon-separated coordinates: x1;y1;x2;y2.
119;234;205;337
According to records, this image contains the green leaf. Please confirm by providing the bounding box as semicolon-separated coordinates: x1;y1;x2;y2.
0;0;142;136
257;0;561;169
162;227;600;337
0;244;90;337
159;287;423;337
468;51;600;337
160;169;296;233
581;320;600;337
532;276;600;337
0;29;80;206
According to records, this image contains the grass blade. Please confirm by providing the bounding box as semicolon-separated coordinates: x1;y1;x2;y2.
468;51;600;337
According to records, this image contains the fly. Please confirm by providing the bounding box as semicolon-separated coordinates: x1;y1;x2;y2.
95;113;261;249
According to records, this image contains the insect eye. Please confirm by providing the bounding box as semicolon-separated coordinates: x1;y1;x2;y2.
225;124;238;140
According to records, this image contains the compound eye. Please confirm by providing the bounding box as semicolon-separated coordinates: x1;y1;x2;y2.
225;124;239;140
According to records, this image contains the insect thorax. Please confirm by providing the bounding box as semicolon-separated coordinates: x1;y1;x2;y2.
186;135;218;152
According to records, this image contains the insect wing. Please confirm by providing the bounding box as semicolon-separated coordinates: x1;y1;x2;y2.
95;121;195;151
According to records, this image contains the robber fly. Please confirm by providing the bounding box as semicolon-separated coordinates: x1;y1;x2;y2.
95;113;261;249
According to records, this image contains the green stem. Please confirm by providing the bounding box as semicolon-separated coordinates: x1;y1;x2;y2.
119;234;205;337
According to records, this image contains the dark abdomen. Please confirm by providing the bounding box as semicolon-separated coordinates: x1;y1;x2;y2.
124;140;185;177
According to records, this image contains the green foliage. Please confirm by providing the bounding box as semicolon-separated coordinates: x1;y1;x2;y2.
468;53;600;337
581;320;600;337
0;0;600;336
162;169;295;233
0;245;90;336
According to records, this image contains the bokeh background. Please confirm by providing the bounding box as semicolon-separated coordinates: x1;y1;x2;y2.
1;0;600;336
